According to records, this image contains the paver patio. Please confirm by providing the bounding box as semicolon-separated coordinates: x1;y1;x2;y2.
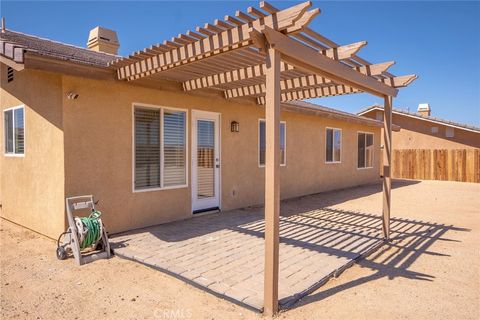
111;192;387;311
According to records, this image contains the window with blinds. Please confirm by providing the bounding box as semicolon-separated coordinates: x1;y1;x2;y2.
326;128;341;163
259;120;286;166
357;132;374;169
4;106;24;156
134;106;186;190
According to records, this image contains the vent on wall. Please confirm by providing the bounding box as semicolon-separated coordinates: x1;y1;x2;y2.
7;67;14;82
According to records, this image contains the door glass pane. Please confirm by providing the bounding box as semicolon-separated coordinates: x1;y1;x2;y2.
197;120;215;199
4;110;13;153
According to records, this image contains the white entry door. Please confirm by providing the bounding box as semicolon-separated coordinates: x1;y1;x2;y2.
191;110;220;213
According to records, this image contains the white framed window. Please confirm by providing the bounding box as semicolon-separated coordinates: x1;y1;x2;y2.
133;104;187;191
375;111;383;121
325;127;341;163
4;105;25;156
357;132;374;169
431;126;439;134
259;119;286;167
445;127;454;138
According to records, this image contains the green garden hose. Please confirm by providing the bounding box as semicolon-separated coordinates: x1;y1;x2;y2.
79;210;102;250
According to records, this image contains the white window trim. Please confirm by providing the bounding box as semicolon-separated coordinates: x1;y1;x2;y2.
325;127;342;164
258;119;287;168
131;103;189;193
357;131;374;170
4;104;25;157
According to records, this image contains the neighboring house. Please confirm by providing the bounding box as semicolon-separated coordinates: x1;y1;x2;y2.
1;26;398;239
358;104;480;149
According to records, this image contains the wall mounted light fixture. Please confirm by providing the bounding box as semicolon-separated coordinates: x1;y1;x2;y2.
231;121;239;132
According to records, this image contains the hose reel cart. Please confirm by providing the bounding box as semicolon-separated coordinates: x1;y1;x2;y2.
56;195;111;265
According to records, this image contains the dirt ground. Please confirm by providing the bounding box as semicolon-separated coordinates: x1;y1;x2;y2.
1;180;479;320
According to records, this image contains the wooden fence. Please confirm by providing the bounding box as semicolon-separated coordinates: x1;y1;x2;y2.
391;149;480;183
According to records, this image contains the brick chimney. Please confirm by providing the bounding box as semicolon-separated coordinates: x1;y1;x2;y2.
417;103;431;117
87;27;119;55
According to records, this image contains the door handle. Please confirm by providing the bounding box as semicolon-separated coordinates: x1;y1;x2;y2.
216;164;220;168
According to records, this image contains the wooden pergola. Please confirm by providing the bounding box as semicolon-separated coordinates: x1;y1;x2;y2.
109;1;416;315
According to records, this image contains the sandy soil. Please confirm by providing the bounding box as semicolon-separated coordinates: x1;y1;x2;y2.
1;180;479;320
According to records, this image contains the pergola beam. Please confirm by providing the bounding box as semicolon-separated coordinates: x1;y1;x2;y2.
262;26;398;97
224;62;401;99
116;1;316;81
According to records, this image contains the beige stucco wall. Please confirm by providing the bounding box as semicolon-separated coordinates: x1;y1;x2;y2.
0;66;65;239
362;109;480;149
62;75;381;234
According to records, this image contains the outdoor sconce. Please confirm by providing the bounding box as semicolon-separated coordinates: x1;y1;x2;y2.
231;121;239;132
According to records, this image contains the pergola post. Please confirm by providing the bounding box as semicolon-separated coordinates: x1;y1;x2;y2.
382;95;393;240
263;45;281;316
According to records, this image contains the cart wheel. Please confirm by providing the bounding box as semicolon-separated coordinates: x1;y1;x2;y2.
56;246;67;260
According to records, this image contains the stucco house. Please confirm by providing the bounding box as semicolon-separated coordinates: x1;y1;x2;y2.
0;27;391;239
358;104;480;149
0;0;415;247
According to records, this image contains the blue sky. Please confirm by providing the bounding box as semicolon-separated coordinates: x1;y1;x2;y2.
1;1;479;126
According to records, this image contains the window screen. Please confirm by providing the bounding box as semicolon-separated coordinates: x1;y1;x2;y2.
259;120;286;166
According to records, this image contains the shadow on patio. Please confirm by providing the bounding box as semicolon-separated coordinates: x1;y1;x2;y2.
289;213;469;310
114;179;421;243
110;181;467;311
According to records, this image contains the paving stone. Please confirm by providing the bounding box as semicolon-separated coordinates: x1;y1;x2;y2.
207;281;231;295
193;276;215;287
242;294;263;309
224;287;252;302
